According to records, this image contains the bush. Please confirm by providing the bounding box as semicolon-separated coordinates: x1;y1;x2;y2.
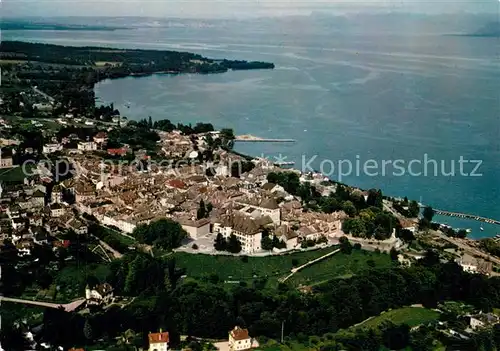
192;243;198;250
292;258;299;267
241;255;249;263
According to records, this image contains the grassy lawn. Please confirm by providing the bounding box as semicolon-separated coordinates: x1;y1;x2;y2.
0;165;35;183
51;263;111;302
173;246;340;287
287;249;393;287
357;307;440;329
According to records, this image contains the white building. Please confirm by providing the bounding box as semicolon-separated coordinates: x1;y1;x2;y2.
100;214;137;234
457;256;478;274
470;313;499;330
214;213;270;254
178;218;211;240
148;330;169;351
43;143;63;154
236;198;281;225
85;283;113;306
229;326;252;351
77;141;97;151
50;203;65;217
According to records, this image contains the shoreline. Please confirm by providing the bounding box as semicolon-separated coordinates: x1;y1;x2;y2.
224;148;499;239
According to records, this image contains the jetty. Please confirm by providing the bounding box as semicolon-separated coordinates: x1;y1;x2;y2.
235;134;296;143
431;208;500;226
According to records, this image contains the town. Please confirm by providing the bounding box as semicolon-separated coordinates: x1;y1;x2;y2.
2;40;500;351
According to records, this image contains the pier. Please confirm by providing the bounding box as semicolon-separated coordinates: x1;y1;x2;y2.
235;134;296;143
431;208;500;226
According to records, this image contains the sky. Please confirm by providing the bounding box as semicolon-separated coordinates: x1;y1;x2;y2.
2;0;499;18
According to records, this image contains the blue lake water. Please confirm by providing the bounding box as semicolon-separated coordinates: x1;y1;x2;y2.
4;25;499;238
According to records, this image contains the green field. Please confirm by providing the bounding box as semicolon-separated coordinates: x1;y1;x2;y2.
0;165;34;183
173;247;392;288
287;249;393;287
356;307;440;329
52;263;111;302
174;246;340;286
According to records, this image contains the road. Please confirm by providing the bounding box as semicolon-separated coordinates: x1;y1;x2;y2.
94;236;123;259
1;297;86;312
434;231;500;265
280;249;340;282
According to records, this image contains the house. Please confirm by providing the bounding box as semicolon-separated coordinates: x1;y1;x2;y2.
85;283;114;306
31;189;46;207
297;226;323;242
107;147;129;157
29;214;43;227
276;225;299;249
51;184;63;203
178;218;210;240
229;326;252;351
0;150;13;168
93;132;108;144
470;313;500;330
457;256;478;273
43;143;63;154
34;231;49;245
67;218;88;235
148;330;169;351
166;179;187;191
74;182;96;203
50;203;65;217
77;141;97;151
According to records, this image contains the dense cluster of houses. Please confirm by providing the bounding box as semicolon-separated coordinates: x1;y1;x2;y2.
0;174;88;256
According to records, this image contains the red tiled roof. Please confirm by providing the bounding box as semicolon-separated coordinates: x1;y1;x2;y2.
167;179;187;189
107;148;128;156
149;331;169;344
53;240;70;248
230;326;250;341
94;132;108;138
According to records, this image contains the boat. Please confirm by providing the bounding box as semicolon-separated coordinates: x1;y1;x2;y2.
480;226;484;231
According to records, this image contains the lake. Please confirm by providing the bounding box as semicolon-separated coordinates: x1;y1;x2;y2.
3;22;499;237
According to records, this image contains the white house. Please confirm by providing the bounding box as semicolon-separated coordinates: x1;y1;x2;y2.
100;214;136;234
229;326;252;351
148;330;169;351
43;143;63;154
179;218;210;240
470;313;499;330
77;141;97;151
50;203;65;217
457;256;478;274
85;283;114;306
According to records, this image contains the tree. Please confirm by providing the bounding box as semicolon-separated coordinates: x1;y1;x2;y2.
206;202;213;214
261;236;273;251
408;200;420;218
132;219;188;250
83;318;93;341
197;199;206;220
342;218;366;237
227;234;242;253
390;247;399;261
423;206;434;222
214;233;227;251
339;236;352;254
367;189;383;209
342;201;357;217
